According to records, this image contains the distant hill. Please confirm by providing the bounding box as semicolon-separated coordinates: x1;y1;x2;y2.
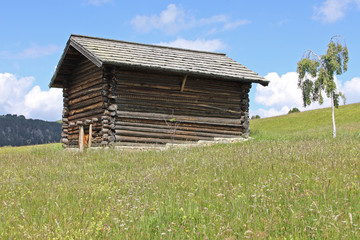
0;114;62;147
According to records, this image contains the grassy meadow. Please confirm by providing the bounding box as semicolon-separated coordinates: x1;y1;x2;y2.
0;103;359;239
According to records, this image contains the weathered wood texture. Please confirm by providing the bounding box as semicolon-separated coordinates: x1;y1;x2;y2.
67;122;103;146
62;64;251;148
54;37;260;149
113;69;251;145
64;56;103;147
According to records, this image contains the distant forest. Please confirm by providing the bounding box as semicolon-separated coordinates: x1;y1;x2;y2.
0;114;62;147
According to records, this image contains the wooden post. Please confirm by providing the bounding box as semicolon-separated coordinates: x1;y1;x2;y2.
180;75;187;92
88;124;93;148
79;125;84;152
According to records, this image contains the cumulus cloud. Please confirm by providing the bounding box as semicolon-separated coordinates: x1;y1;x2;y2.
255;72;302;108
313;0;360;23
0;44;59;59
23;86;63;121
0;73;34;111
131;3;250;34
340;77;360;104
157;38;226;52
252;72;360;118
0;73;62;121
131;4;187;34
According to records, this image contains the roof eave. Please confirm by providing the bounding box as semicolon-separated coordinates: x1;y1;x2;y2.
49;36;103;88
50;34;269;88
69;37;102;68
103;61;269;86
49;39;71;88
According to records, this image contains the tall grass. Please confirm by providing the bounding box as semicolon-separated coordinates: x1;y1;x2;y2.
0;103;359;239
250;102;360;140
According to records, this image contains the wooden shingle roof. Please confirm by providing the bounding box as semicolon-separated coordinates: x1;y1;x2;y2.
50;34;269;88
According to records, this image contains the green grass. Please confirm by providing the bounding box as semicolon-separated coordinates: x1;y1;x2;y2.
250;102;360;140
0;103;359;239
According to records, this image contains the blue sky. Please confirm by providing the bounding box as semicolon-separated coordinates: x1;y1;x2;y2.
1;0;359;120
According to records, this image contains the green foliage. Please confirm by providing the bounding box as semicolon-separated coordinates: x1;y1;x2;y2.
288;107;300;114
296;36;348;108
0;114;62;147
0;103;359;239
339;91;346;105
251;115;261;119
296;58;319;79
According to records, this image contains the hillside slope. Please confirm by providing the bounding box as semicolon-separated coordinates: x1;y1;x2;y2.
0;104;359;239
250;102;360;139
0;114;62;146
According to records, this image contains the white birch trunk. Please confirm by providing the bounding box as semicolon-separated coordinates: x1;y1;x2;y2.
331;92;336;138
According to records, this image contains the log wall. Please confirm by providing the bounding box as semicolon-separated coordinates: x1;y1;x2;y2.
112;69;251;146
61;57;103;147
61;61;251;148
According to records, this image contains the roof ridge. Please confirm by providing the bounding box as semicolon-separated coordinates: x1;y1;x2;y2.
70;34;227;56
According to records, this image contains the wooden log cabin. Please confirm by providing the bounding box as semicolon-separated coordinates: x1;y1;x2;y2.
49;34;269;149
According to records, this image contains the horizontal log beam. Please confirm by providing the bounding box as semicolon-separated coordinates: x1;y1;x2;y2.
68;81;102;96
68;92;102;106
69;102;103;116
115;121;242;134
115;129;214;141
68;108;103;121
115;135;187;144
115;125;241;138
115;100;242;116
116;111;241;126
68;85;102;100
116;83;245;99
69;96;103;110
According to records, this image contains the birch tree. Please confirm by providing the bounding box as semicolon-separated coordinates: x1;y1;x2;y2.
297;36;348;138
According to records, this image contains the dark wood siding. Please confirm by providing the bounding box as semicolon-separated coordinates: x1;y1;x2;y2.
65;57;103;147
113;69;250;145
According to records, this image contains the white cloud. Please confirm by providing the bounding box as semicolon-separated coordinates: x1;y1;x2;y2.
23;86;63;121
341;77;360;104
157;38;226;52
251;106;291;119
223;19;251;30
131;4;187;34
313;0;360;23
0;73;34;115
252;72;360;118
131;3;250;34
0;73;62;121
0;44;59;59
255;72;302;108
